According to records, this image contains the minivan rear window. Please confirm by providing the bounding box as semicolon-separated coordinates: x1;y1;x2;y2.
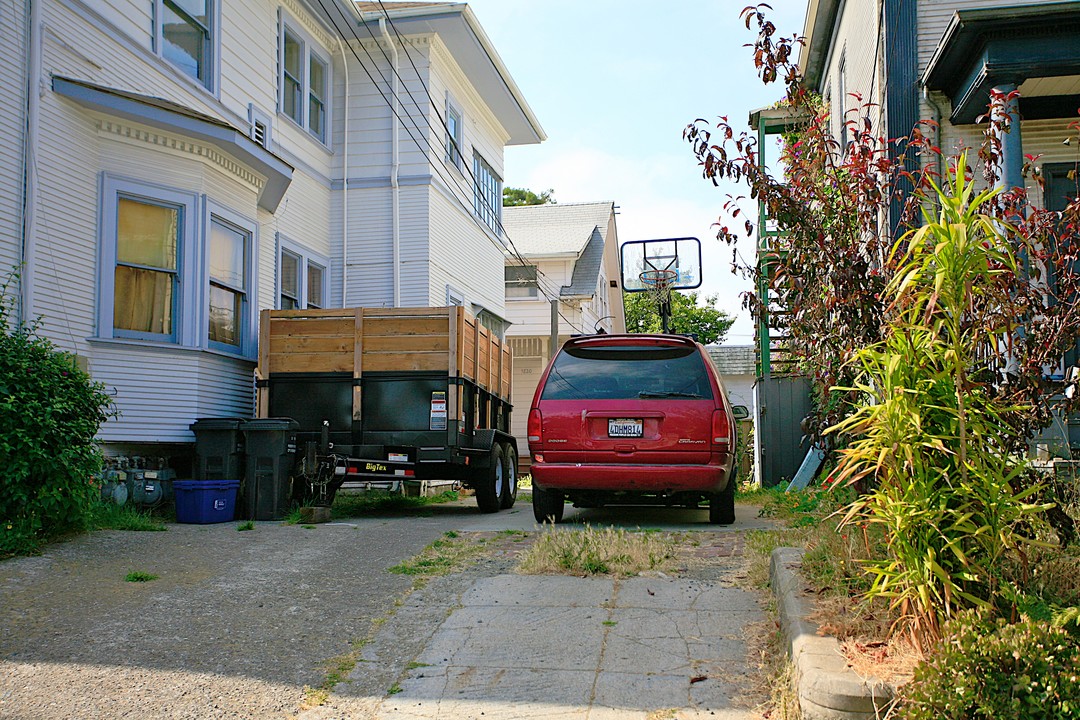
541;345;712;400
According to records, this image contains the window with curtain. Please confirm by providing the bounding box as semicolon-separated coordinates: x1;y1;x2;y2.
114;198;179;338
208;218;248;347
160;0;212;87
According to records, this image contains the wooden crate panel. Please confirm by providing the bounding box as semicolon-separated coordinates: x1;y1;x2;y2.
362;316;451;337
269;318;353;338
270;336;353;354
268;352;353;374
362;334;451;354
363;353;450;373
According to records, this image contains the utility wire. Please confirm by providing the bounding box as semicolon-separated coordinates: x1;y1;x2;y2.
315;0;591;332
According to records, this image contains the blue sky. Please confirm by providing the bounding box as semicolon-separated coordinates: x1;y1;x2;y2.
464;0;808;344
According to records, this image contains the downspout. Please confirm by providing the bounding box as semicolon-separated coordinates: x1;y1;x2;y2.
335;32;349;307
21;0;42;324
379;16;400;307
922;87;945;182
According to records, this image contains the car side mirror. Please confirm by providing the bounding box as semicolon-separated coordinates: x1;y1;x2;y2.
731;405;750;421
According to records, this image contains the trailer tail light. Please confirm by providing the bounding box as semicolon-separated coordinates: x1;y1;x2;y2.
712;408;731;447
527;408;543;445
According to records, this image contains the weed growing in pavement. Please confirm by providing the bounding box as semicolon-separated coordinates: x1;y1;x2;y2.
236;521;254;531
388;531;491;578
282;507;303;525
517;525;678;577
91;501;168;532
125;571;158;582
388;682;403;695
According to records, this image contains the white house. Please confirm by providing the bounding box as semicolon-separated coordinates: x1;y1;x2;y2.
2;0;543;460
501;201;626;465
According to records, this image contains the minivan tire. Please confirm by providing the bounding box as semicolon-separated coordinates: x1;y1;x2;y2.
532;484;564;523
499;443;518;509
475;444;505;514
709;481;736;525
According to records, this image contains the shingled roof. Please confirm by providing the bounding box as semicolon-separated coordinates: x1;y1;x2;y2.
707;345;755;375
502;202;614;257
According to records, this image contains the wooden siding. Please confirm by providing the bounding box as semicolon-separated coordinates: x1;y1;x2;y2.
94;343;255;443
0;1;26;287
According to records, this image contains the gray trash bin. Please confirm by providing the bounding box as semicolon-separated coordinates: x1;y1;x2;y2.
190;418;246;481
240;418;299;521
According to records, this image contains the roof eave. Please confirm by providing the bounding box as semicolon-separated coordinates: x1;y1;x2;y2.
799;0;842;92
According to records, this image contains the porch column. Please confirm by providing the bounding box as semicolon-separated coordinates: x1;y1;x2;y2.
993;83;1024;193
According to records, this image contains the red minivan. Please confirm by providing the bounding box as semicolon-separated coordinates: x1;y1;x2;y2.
527;334;747;524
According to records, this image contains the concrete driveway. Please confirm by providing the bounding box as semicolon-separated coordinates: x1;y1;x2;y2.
1;499;771;720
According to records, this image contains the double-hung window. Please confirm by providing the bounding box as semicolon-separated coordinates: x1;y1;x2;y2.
157;0;214;89
114;197;181;339
208;217;249;349
473;152;502;235
279;239;327;310
446;99;463;169
279;15;330;143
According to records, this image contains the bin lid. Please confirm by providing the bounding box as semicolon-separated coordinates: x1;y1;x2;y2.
190;417;247;431
240;418;300;431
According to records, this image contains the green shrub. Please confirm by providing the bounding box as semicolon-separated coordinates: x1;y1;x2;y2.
899;611;1080;720
0;284;116;555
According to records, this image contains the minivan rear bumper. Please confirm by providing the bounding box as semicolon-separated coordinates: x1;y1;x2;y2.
532;463;730;494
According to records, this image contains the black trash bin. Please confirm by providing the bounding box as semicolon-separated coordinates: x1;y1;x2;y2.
190;418;246;481
240;418;299;521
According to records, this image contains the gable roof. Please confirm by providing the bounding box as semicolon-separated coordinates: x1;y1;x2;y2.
707;345;756;376
501;201;614;257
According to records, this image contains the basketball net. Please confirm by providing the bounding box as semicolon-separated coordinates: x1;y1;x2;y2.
639;268;677;334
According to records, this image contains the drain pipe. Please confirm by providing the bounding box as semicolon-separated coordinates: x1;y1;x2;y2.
20;0;42;324
335;32;350;307
379;16;401;307
922;87;945;182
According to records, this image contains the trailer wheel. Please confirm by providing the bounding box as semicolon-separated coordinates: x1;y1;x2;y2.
474;443;504;513
499;444;518;509
708;481;736;525
532;484;564;523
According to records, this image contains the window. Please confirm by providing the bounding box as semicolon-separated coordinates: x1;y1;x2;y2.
208;218;248;348
278;239;328;310
99;176;257;357
279;15;330;143
158;0;214;88
446;100;462;169
446;285;464;307
114;197;181;339
473;152;502;235
505;265;538;299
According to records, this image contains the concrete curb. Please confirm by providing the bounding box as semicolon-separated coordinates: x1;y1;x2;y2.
770;548;896;719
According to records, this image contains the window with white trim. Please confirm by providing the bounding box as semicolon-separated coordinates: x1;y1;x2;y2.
157;0;215;89
473;152;502;235
279;239;328;310
446;98;463;169
505;265;538;299
279;14;330;143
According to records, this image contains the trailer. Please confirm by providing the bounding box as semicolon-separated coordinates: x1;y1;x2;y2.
255;306;518;512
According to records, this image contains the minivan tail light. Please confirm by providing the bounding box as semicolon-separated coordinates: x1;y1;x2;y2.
712;408;731;446
527;408;543;445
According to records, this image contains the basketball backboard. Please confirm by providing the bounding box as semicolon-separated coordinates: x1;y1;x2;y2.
620;237;703;292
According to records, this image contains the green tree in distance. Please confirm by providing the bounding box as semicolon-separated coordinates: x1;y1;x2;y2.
624;290;734;345
503;187;555;206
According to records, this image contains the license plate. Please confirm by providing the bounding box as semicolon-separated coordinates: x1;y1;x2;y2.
608;418;643;438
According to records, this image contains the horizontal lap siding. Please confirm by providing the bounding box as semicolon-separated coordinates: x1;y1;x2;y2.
0;1;26;286
345;185;394;306
95;345;255;443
